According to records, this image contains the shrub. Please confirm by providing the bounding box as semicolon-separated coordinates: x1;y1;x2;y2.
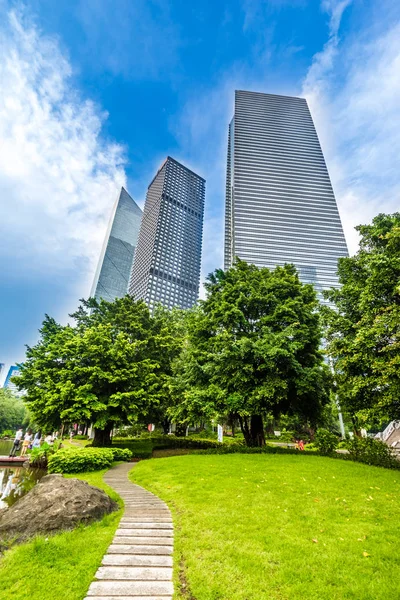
73;434;88;440
28;442;55;468
110;447;132;461
1;430;14;438
314;429;338;455
345;436;400;470
48;448;114;474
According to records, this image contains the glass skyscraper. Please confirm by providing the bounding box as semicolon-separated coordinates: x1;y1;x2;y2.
225;90;348;297
129;156;205;311
91;187;142;302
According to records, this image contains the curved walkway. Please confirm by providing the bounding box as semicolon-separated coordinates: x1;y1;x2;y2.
85;462;173;600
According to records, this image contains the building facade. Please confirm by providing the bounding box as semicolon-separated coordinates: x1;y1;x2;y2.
129;157;205;311
3;365;22;396
91;187;142;302
225;90;348;297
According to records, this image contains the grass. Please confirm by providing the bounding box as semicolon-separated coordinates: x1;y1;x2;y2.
131;453;400;600
0;468;122;600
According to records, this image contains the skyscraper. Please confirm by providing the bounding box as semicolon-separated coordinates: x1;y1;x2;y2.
225;90;348;297
129;157;205;311
91;187;142;302
3;365;23;396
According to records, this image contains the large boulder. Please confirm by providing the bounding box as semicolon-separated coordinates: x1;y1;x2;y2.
0;474;118;545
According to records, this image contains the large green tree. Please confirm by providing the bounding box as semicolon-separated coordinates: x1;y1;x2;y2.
323;213;400;425
170;260;331;446
13;296;180;446
0;388;26;433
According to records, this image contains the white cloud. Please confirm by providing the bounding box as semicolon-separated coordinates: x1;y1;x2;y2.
0;8;126;288
302;1;400;254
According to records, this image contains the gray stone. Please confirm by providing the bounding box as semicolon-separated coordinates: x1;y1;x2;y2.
102;554;173;567
95;566;172;580
113;536;173;545
108;544;173;555
0;474;118;545
115;528;173;537
86;580;173;596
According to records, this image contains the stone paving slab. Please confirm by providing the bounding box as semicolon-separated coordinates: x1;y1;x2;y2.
118;522;172;529
102;555;173;568
96;566;172;580
109;544;173;554
84;597;172;600
84;463;174;598
86;580;173;596
115;529;173;537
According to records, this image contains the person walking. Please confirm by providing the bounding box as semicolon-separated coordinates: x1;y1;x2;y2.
9;428;23;457
20;430;33;457
32;431;41;449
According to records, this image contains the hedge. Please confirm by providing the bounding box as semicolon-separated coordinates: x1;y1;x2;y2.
48;448;114;474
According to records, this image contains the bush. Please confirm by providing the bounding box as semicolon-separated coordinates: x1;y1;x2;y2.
28;442;55;468
1;430;14;438
110;447;132;461
314;429;338;455
345;436;400;469
73;434;88;440
48;448;114;474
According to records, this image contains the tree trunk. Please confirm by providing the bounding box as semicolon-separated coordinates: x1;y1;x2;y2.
250;415;265;446
92;423;113;447
161;418;170;435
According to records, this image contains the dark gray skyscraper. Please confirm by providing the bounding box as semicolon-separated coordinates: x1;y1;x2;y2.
129;156;205;311
225;90;348;297
91;187;142;302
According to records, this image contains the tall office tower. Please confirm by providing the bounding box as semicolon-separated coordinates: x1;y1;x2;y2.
3;365;23;396
129;156;205;311
225;90;348;298
90;187;142;302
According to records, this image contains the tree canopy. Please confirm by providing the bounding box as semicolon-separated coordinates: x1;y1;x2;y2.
169;260;331;446
323;213;400;426
13;296;184;445
0;388;26;434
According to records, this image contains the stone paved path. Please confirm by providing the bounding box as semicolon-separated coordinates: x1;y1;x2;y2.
85;462;173;600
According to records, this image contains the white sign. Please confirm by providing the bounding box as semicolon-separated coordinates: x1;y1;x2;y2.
217;424;223;443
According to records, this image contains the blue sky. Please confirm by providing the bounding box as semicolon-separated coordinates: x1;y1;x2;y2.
1;0;400;378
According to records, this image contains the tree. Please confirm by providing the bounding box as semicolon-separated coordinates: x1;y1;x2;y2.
169;260;331;446
0;388;26;433
13;296;178;446
323;213;400;426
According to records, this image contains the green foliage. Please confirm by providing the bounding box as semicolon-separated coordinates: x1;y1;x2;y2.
0;388;26;433
1;429;14;438
13;297;185;446
314;428;338;454
345;436;399;469
323;213;400;423
28;442;55;468
73;434;88;440
170;260;331;446
48;448;114;474
109;447;132;461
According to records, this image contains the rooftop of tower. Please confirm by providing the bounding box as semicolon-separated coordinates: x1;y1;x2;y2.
235;89;306;102
148;156;205;189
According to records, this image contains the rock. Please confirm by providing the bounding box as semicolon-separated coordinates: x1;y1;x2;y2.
0;474;118;545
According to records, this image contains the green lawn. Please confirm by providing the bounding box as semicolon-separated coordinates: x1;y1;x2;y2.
131;454;400;600
0;469;122;600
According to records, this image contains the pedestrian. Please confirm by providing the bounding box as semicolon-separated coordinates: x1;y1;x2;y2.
44;433;53;445
9;428;23;457
298;439;305;451
32;431;41;449
20;430;33;456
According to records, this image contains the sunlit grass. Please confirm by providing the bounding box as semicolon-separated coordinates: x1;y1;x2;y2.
132;454;400;600
0;468;122;600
